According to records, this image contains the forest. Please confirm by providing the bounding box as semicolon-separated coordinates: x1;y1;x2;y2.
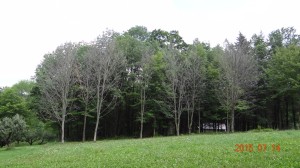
1;26;300;145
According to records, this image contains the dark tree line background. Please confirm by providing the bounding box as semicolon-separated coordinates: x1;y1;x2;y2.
1;26;300;143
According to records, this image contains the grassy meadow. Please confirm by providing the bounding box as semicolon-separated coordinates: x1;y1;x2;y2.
0;130;299;168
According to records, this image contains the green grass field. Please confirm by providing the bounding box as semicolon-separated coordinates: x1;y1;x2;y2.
0;130;299;168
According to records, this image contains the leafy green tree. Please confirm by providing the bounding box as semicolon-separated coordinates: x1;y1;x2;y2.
268;27;300;54
149;29;188;51
126;26;149;42
147;51;169;136
250;33;271;128
0;87;29;118
204;45;223;128
116;27;151;137
11;80;35;98
266;45;300;129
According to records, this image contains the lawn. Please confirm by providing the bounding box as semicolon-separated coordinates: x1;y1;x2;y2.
0;130;299;168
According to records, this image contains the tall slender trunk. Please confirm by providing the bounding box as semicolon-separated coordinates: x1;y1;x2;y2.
231;108;235;132
174;113;179;136
61;114;65;143
176;119;180;136
187;103;191;134
82;106;87;142
188;92;195;134
285;97;289;129
61;92;67;143
94;75;106;142
153;116;156;137
173;84;179;136
198;109;201;133
82;88;89;142
292;97;296;129
93;98;102;141
226;110;229;133
140;114;144;138
140;87;145;139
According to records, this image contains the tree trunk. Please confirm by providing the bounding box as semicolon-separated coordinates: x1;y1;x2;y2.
175;117;179;136
187;102;191;134
285;97;289;129
94;84;101;142
153;117;156;137
198;110;201;133
94;74;106;142
175;113;180;136
82;112;87;142
61;115;65;143
176;123;180;136
226;110;229;133
292;97;296;129
140;87;145;139
93;112;100;142
231;108;235;132
61;96;67;143
188;95;195;134
140;114;143;139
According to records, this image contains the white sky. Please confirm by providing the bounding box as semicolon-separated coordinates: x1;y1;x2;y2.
0;0;299;87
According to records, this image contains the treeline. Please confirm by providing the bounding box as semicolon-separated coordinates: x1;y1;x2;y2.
1;26;300;144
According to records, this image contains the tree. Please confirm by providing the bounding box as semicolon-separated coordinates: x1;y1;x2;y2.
149;29;188;51
218;33;258;132
126;26;149;42
268;27;300;54
147;51;169;136
116;29;148;137
185;44;206;134
164;45;188;136
0;114;27;147
0;87;29;118
74;44;96;142
36;42;77;143
11;80;35;98
266;45;300;129
138;44;154;138
250;33;270;128
92;31;126;141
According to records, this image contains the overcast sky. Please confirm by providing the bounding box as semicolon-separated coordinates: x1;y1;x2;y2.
0;0;299;87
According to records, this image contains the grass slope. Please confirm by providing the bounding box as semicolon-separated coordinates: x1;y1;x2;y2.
0;130;299;168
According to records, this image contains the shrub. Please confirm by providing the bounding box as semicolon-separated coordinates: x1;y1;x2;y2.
24;122;55;145
0;114;27;147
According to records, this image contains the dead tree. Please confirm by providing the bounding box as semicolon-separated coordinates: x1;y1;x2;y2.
36;43;77;143
218;34;258;132
92;31;126;142
164;45;188;136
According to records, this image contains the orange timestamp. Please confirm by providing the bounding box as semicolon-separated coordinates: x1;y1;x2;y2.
235;144;280;152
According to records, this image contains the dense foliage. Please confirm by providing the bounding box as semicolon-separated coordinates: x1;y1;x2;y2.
1;26;300;143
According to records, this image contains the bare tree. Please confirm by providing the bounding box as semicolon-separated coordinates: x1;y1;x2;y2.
92;31;126;142
36;43;77;143
164;45;188;136
138;45;154;138
185;45;206;134
218;34;258;132
74;43;96;142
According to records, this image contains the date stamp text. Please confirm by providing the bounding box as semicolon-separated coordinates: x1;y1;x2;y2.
235;144;280;152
